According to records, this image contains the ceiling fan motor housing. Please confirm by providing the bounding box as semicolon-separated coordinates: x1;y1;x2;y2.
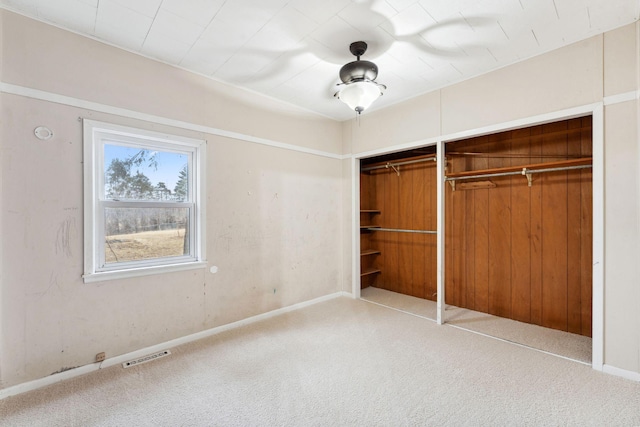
339;41;379;83
339;60;379;83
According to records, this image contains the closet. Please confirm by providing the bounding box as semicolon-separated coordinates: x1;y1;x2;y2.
360;148;438;299
360;116;593;337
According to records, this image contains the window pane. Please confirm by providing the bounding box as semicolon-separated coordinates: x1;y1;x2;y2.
104;144;189;201
104;207;190;264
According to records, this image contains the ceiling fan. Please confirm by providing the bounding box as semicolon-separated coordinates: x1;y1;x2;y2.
334;41;386;115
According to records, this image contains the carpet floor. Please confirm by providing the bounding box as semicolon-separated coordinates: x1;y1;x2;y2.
1;296;639;426
361;287;592;364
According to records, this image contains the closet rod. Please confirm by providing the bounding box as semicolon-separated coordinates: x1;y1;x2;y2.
447;152;587;159
361;156;436;172
363;227;437;234
445;164;592;182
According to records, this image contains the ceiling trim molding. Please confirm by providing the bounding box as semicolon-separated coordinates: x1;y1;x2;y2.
603;90;640;106
0;81;346;160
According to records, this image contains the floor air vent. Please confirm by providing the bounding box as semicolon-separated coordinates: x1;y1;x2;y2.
122;350;171;368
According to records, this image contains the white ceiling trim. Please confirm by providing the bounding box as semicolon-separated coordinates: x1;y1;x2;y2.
0;81;346;160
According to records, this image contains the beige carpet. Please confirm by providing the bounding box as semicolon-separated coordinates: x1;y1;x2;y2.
2;297;639;426
361;287;592;364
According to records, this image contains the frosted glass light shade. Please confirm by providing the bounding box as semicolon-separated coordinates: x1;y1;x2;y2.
336;81;384;114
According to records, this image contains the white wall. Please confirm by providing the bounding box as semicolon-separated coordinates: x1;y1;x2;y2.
0;10;344;388
601;24;640;372
344;23;640;377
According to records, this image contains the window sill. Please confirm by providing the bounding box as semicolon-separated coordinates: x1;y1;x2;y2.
83;261;207;284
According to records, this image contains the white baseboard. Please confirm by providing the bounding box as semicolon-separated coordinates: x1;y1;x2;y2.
0;291;349;400
602;364;640;382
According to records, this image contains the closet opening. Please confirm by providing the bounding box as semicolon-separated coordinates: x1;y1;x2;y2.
359;116;593;364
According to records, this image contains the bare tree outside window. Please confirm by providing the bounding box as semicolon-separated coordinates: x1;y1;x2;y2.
103;145;190;265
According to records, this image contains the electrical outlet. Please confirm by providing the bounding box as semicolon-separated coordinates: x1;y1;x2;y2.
95;352;106;363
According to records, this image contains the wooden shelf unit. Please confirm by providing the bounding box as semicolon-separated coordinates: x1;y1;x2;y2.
360;209;381;288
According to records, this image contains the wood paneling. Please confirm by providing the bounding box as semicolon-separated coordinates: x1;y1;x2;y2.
411;164;427;298
472;151;490;314
539;121;569;332
361;156;438;300
580;119;593;336
385;169;400;293
399;170;413;296
426;162;437;299
444;117;592;336
510;127;532;323
360;117;592;337
530;125;544;326
567;119;583;334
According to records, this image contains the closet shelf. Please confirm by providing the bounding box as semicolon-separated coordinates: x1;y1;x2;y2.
361;268;381;277
360;209;381;213
446;157;592;179
364;227;437;235
361;249;381;256
445;158;592;190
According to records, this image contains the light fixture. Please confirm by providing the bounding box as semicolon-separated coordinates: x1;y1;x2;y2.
334;41;386;115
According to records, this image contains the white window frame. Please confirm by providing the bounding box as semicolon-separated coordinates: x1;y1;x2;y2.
83;120;206;283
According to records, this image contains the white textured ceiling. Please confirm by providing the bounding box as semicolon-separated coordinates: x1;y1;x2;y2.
1;0;638;121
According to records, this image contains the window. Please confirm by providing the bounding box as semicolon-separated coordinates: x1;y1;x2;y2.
83;120;206;283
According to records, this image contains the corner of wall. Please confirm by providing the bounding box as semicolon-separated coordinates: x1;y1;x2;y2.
340;119;355;295
601;20;640;376
341;156;354;295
